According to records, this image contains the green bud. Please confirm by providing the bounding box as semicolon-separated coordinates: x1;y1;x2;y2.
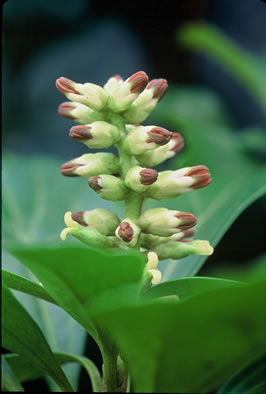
123;78;168;123
69;121;120;148
140;230;195;249
123;125;172;155
107;71;149;112
125;166;158;193
71;209;120;235
60;153;119;177
115;218;141;247
58;102;104;124
56;77;108;110
138;208;196;236
153;240;214;260
136;132;184;167
88;175;129;201
60;212;115;248
144;166;212;200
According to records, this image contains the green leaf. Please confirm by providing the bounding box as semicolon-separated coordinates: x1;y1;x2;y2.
1;356;25;392
150;100;266;279
94;277;266;393
144;276;244;301
218;355;266;394
2;251;87;391
8;243;145;346
4;353;102;392
2;269;56;304
2;284;74;392
177;22;266;112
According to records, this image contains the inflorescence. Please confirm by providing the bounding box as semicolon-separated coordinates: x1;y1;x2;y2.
56;71;213;285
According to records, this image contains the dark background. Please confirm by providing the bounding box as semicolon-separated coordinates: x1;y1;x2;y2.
2;0;266;391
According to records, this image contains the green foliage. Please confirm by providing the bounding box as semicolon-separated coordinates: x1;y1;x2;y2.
218;355;266;394
2;284;74;392
4;353;102;392
177;22;266;113
94;275;266;393
1;355;25;392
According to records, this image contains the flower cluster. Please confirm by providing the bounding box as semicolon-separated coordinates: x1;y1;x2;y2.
57;71;213;285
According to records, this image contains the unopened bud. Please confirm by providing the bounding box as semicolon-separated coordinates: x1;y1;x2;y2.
138;208;197;236
60;153;119;177
103;75;124;95
123;78;168;123
107;71;149;112
115;218;141;247
123;125;172;155
154;239;213;260
58;102;104;124
88;175;129;201
71;208;120;235
136;132;184;167
144;166;212;200
56;76;108;110
60;211;115;248
140;230;195;249
146;251;161;285
125;166;158;193
69;121;120;148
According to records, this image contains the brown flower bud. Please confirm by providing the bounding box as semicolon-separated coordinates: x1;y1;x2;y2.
56;77;80;95
71;211;88;227
147;127;172;145
58;103;76;119
146;78;168;101
128;71;149;93
175;213;197;229
140;169;158;185
60;162;80;177
118;222;134;243
186;165;212;189
170;133;184;152
88;176;103;192
69;125;92;141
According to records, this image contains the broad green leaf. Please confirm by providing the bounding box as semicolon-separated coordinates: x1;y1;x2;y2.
9;244;145;347
5;353;102;392
144;276;244;301
150;99;266;280
218;355;266;394
2;251;86;391
2;269;56;304
94;278;266;393
2;284;74;392
1;356;25;392
177;22;266;112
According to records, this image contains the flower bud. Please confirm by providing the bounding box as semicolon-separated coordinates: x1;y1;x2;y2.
138;208;196;236
123;78;168;123
146;251;161;285
58;102;104;124
153;240;214;260
141;230;195;249
88;175;129;201
103;74;124;95
136;132;184;167
107;71;149;112
123;125;172;155
71;208;120;235
145;166;212;200
115;218;141;247
60;153;119;177
69;121;120;148
125;166;158;193
56;77;108;110
60;211;115;248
